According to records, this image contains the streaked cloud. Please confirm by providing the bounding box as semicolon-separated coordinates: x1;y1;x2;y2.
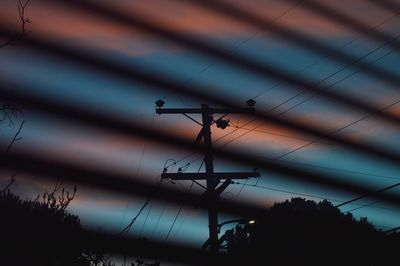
1;0;392;58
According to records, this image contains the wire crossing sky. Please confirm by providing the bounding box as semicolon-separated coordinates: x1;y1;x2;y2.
1;0;400;254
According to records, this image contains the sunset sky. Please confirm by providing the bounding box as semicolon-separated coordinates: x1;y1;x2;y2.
1;0;400;249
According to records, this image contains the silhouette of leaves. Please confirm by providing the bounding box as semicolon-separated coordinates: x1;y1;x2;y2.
222;197;400;266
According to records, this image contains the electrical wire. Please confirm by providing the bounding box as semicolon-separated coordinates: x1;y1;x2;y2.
163;193;187;242
179;0;400;89
232;181;400;213
227;34;400;187
227;31;400;156
277;160;400;182
167;10;400;171
119;198;151;236
283;0;400;52
9;31;400;171
344;200;381;213
232;180;344;202
335;181;400;209
160;0;300;103
160;0;300;121
119;111;157;236
164;161;204;242
178;36;400;206
18;0;400;131
2;2;400;263
368;0;400;14
175;42;400;186
138;199;154;237
150;204;167;239
272;48;400;162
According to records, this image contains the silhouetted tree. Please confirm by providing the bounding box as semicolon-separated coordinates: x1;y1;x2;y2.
0;184;91;266
0;6;160;264
222;198;400;266
0;0;31;49
1;0;29;194
0;183;162;266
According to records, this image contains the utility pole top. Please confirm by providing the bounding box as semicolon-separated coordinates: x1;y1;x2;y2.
156;101;260;253
161;172;260;180
156;107;255;114
155;99;256;115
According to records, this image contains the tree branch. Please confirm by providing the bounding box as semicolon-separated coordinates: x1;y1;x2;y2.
5;119;25;154
0;0;31;48
1;174;16;194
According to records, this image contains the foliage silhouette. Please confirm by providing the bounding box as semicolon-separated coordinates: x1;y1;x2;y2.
222;197;400;266
0;184;162;266
0;185;90;266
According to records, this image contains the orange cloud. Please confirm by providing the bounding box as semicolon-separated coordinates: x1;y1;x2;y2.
1;0;388;58
213;103;400;157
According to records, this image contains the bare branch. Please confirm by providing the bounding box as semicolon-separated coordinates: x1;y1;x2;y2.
0;0;31;48
0;174;16;194
0;86;23;126
5;119;25;154
40;183;77;211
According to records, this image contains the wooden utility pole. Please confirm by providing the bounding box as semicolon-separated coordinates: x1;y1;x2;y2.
155;100;260;253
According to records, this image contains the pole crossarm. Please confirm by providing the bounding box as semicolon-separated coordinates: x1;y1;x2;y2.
156;107;254;114
156;103;259;253
161;172;260;180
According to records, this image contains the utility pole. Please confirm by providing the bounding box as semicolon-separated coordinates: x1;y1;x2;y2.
155;100;260;253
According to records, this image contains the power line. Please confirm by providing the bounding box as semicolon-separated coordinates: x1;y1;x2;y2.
172;209;190;240
3;0;400;224
227;124;335;143
121;111;157;237
225;34;400;187
285;0;400;52
119;199;151;236
217;14;400;159
218;52;400;213
176;0;300;96
175;82;400;184
150;204;167;239
344;200;380;213
139;200;154;237
278;160;400;182
277;50;400;117
221;28;400;142
335;182;400;208
181;0;400;88
169;169;216;242
221;44;400;188
234;178;248;200
164;160;204;242
6;30;400;169
164;182;194;242
161;0;300;108
178;151;400;183
384;225;400;234
368;0;400;14
23;0;400;130
232;180;344;202
169;10;400;170
5;84;400;213
3;0;400;260
232;181;400;213
250;6;400;100
229;31;400;157
274;54;400;162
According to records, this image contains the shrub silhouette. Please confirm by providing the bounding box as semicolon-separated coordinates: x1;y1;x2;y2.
0;184;94;266
223;198;400;266
0;184;161;266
